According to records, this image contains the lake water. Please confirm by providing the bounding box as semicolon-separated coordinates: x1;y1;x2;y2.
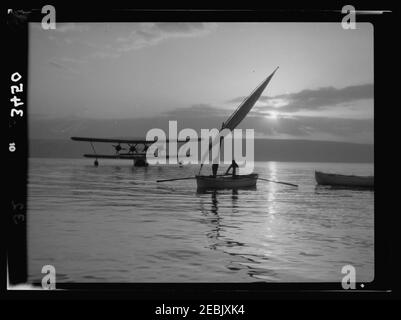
27;158;374;283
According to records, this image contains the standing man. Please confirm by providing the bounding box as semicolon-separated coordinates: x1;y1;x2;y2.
212;163;219;177
225;160;239;177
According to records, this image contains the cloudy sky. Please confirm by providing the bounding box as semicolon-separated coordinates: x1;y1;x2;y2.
28;22;373;143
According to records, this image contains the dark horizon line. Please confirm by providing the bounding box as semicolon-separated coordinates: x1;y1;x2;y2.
28;138;374;163
29;137;374;146
27;156;374;164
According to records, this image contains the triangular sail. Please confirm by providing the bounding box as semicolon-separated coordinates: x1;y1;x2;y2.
199;67;279;173
223;66;279;131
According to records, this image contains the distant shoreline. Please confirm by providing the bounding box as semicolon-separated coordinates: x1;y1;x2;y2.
29;138;374;163
28;157;374;165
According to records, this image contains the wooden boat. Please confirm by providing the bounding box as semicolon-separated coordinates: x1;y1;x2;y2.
195;68;279;189
196;173;258;189
157;68;281;189
315;171;374;188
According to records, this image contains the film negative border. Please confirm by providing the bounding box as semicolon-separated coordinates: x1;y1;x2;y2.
4;6;395;297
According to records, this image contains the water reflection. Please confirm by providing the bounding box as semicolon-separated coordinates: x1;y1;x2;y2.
197;189;245;250
314;185;374;194
29;159;375;282
197;188;275;280
267;161;277;180
207;191;221;247
266;162;278;217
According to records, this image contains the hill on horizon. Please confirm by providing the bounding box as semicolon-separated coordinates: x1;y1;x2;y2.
29;138;374;163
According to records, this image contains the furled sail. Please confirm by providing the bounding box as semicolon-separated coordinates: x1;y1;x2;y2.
199;67;279;173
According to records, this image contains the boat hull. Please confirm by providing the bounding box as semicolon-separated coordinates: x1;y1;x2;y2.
196;173;258;189
315;171;373;188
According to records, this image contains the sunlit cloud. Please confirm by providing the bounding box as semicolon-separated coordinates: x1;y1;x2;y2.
264;111;279;120
232;83;373;115
262;98;289;109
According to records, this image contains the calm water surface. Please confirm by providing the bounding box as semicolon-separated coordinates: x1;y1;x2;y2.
28;158;374;283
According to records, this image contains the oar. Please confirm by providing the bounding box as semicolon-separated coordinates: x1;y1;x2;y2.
258;177;298;187
157;173;233;183
157;177;196;183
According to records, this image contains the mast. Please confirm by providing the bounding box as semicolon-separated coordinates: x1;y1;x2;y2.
199;67;279;174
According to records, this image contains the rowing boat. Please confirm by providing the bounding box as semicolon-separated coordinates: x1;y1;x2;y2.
157;68;281;189
196;173;258;189
196;68;279;189
315;171;374;188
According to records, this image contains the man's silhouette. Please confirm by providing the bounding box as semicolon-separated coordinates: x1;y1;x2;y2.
225;160;239;177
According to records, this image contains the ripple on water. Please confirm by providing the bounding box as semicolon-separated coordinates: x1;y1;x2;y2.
28;159;374;283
